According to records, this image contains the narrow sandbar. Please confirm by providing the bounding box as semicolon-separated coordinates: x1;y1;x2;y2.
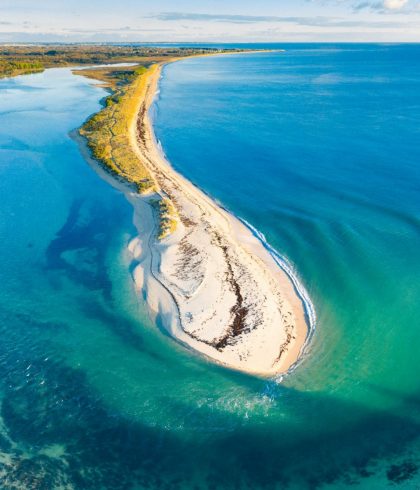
77;57;312;377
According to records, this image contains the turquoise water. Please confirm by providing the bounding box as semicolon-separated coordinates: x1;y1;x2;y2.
0;45;419;489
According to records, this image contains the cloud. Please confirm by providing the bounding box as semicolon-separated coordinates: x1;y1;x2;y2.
384;0;408;8
152;12;373;25
151;11;411;28
152;13;292;23
353;0;410;11
0;28;170;43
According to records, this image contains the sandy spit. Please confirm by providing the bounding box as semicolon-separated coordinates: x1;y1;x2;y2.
74;57;311;377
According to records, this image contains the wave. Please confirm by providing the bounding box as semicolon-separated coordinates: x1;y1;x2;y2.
237;217;317;379
156;139;164;155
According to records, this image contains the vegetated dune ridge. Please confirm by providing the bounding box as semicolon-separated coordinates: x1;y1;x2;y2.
77;57;313;377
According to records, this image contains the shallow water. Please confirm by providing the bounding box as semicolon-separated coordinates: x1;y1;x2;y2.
0;45;419;489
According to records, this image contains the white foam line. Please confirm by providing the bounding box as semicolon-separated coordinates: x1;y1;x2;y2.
238;217;317;379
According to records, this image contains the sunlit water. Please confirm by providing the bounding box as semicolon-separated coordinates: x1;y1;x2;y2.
0;44;419;489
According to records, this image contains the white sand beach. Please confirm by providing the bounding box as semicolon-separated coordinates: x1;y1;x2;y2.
76;60;311;377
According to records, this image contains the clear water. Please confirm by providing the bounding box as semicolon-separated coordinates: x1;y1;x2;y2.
0;45;419;489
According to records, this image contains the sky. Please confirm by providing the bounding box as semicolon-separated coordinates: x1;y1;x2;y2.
0;0;419;43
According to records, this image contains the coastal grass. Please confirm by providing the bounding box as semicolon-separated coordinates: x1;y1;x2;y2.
155;198;179;240
79;64;155;194
73;65;151;90
79;63;179;239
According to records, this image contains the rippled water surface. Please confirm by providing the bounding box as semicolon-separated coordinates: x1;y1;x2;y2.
0;45;419;489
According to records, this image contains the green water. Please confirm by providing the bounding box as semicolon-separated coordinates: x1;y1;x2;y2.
0;45;419;489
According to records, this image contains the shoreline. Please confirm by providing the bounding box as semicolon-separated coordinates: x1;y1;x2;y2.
75;55;312;377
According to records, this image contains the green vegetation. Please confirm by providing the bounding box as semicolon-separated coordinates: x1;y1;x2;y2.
79;64;156;194
73;64;149;90
0;44;244;79
79;62;179;239
156;198;179;240
0;60;44;78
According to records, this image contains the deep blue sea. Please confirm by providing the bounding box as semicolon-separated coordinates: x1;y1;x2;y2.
0;44;419;489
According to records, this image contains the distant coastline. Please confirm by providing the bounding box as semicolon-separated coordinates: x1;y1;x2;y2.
76;54;311;376
0;44;254;80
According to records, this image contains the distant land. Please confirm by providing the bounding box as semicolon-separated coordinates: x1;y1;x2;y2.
0;44;244;79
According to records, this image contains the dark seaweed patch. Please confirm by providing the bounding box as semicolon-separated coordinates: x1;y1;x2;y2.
45;198;122;299
387;461;418;484
0;349;419;489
